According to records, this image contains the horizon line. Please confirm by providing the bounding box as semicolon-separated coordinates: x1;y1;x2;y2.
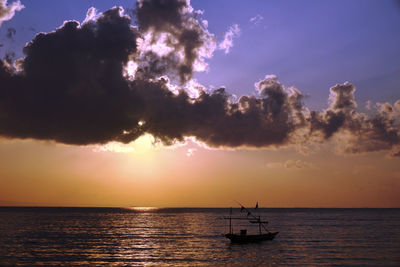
0;205;399;209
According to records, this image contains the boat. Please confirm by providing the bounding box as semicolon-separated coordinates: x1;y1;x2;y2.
223;202;279;243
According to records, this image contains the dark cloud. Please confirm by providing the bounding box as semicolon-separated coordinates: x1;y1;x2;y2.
0;0;24;26
128;75;307;148
3;50;14;63
309;83;357;139
329;82;357;110
0;0;399;158
134;0;215;83
0;7;141;144
340;102;400;155
6;27;15;39
308;83;400;155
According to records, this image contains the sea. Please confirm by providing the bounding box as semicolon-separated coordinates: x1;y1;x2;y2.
0;207;399;266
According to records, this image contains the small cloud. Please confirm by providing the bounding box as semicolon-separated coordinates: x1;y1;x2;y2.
284;160;299;169
218;24;240;54
265;161;284;169
284;159;312;169
6;27;16;39
0;0;24;27
266;159;315;169
250;14;263;27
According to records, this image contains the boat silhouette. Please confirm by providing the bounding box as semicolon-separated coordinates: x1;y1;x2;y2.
224;202;279;243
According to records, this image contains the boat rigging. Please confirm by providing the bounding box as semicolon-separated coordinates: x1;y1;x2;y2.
223;202;279;243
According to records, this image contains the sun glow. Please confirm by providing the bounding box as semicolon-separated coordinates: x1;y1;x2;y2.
91;134;157;155
92;142;135;153
131;134;158;155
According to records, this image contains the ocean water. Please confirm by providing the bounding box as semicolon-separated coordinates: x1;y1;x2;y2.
0;208;399;266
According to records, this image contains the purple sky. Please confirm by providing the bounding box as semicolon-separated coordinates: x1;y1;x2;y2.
1;0;399;111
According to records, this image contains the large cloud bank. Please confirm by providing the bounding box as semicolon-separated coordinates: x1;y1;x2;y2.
0;0;399;157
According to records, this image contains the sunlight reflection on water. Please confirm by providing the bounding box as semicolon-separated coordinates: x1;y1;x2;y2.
128;206;159;212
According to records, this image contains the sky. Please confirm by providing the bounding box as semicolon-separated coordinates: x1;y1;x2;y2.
0;0;399;208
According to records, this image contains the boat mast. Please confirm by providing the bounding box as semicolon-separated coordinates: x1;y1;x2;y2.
236;201;271;234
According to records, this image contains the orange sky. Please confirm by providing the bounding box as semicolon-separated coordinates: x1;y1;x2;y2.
1;137;399;208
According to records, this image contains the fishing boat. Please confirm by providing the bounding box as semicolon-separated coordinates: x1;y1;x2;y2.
224;202;279;243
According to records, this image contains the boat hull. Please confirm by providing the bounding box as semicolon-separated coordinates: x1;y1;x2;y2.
225;232;279;243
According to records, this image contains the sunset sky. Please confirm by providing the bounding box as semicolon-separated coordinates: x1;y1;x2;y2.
0;0;399;208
